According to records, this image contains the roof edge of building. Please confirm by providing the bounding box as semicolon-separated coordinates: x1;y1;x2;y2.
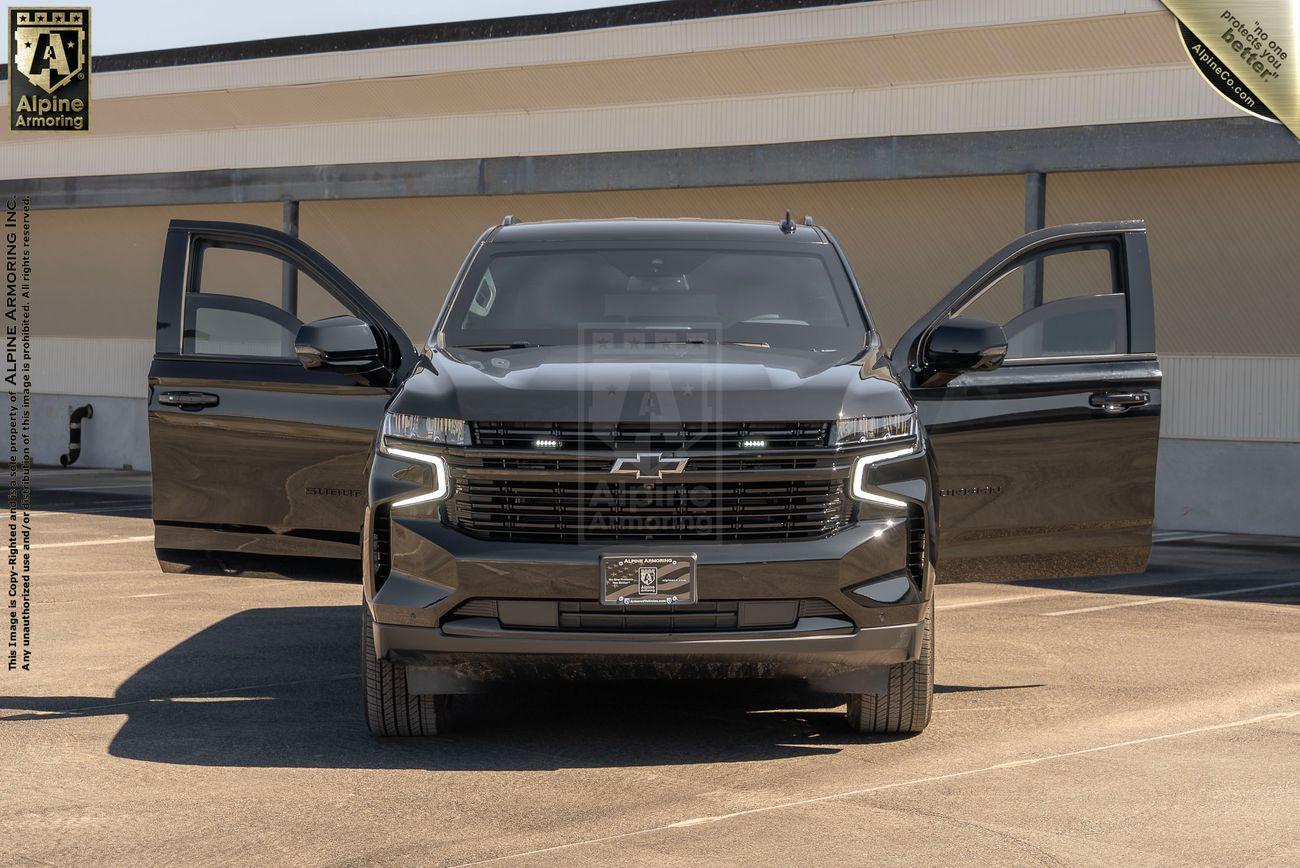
10;118;1298;211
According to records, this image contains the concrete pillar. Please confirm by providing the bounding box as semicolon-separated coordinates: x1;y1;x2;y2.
280;199;299;357
281;198;299;315
1023;172;1046;311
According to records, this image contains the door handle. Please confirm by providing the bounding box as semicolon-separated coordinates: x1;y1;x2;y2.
1089;391;1149;413
159;391;219;410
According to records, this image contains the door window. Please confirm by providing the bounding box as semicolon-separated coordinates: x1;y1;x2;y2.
957;244;1126;360
183;244;349;359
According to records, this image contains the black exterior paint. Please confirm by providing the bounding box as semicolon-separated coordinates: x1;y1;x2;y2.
149;221;413;560
148;217;1159;689
890;222;1160;580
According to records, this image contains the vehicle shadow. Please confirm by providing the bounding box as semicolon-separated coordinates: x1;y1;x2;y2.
998;535;1300;606
30;484;153;517
0;605;1036;771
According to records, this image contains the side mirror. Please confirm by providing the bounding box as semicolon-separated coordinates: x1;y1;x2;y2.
920;316;1007;386
294;315;386;378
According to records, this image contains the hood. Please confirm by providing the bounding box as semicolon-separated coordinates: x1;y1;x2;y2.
390;344;911;424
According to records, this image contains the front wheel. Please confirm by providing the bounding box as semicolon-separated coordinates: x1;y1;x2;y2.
845;597;934;734
361;601;446;737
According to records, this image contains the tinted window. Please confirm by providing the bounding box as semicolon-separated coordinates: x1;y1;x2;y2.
958;245;1126;360
183;245;350;359
441;247;867;352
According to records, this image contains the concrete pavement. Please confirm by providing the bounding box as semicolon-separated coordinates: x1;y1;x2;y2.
2;470;1298;866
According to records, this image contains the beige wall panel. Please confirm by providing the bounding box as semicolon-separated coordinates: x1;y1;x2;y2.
1161;354;1300;441
3;65;1233;181
301;175;1024;346
1;12;1181;142
1047;164;1300;355
0;1;1163;103
30;203;282;339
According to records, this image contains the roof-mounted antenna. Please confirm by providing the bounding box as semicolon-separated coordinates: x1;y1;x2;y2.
502;214;516;226
803;215;815;227
778;209;796;235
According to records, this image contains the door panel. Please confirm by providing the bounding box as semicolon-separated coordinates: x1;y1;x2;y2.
916;360;1160;581
149;221;412;563
892;222;1161;582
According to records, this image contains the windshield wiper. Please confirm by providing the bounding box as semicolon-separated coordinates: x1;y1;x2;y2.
455;342;549;351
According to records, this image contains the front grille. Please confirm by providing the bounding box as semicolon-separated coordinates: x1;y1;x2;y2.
445;478;850;543
465;454;821;474
472;421;831;452
444;598;848;633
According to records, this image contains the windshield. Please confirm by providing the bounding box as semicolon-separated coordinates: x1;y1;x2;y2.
439;246;869;351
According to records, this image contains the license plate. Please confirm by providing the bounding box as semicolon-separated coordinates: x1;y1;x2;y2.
600;554;697;606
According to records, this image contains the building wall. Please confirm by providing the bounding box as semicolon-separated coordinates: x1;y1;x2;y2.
1047;163;1300;357
30;202;283;341
2;2;1217;182
1047;163;1300;533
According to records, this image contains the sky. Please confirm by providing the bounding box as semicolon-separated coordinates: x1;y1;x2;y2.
39;1;642;54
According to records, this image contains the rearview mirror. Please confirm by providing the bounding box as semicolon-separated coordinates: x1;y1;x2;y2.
920;316;1007;386
294;315;386;378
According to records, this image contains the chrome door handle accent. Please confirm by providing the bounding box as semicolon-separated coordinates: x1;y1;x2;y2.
1089;391;1149;413
159;391;219;410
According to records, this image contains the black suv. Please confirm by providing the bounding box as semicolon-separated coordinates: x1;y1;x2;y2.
148;216;1160;736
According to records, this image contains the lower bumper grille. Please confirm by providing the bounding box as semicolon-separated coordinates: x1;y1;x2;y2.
445;598;848;633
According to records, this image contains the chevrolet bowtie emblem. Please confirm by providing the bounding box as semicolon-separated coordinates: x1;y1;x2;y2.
610;453;689;480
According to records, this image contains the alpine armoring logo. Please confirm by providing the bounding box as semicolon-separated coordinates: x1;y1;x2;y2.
9;7;90;131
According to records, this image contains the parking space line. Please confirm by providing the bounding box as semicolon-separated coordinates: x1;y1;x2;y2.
936;572;1273;612
31;535;153;549
938;590;1078;611
32;502;152;515
454;710;1300;866
1043;580;1300;616
36;482;154;492
1153;531;1222;543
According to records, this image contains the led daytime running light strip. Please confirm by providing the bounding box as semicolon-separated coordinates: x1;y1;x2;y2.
384;445;450;508
850;445;917;508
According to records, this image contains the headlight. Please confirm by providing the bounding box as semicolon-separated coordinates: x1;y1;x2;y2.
832;413;915;446
842;414;920;507
381;413;470;448
379;414;464;508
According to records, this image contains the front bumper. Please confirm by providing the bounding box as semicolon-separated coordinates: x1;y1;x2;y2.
365;497;932;693
378;615;923;695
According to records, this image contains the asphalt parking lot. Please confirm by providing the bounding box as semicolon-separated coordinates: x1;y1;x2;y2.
3;469;1299;866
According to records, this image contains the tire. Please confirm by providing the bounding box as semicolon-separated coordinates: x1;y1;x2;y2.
362;601;445;737
845;596;934;734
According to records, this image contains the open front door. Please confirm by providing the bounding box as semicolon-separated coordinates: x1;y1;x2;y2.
149;220;413;568
892;221;1160;582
